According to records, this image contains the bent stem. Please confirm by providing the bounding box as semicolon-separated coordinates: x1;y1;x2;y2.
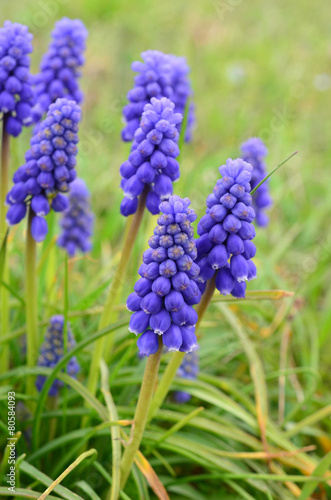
148;275;216;422
0;119;10;373
26;209;38;400
86;188;148;402
120;337;163;489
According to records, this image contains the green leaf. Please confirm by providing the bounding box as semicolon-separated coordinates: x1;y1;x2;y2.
298;451;331;500
19;460;85;500
250;151;298;195
31;318;129;451
100;359;122;500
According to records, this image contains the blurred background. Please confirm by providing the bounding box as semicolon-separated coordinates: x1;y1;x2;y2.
1;0;331;410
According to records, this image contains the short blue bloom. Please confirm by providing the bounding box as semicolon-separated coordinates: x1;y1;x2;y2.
0;21;34;136
122;50;194;142
195;158;257;299
241;137;272;227
174;349;199;403
127;195;200;356
36;315;80;397
57;178;94;256
32;18;87;122
6;98;81;242
120;97;182;216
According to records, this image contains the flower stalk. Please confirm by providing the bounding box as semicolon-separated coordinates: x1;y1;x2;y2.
0;118;10;373
25;209;38;399
147;275;216;422
86;187;148;399
120;336;163;489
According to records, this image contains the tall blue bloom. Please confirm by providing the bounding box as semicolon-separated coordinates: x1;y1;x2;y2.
57;178;93;256
241;138;272;227
195;158;257;299
127;195;200;357
32;18;87;122
122;50;194;142
0;21;34;136
6;98;81;242
174;349;199;403
36;315;80;397
120;97;182;217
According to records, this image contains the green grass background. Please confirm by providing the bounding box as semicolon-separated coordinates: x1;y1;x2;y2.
1;0;331;498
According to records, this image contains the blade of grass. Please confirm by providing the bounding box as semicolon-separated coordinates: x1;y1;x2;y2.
100;359;122;500
19;460;85;500
298;451;331;499
38;449;97;500
32;318;129;451
251;151;298;195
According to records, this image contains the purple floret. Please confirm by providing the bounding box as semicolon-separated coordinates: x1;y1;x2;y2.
36;315;80;397
195;158;257;299
241;137;272;227
127;195;200;357
6;98;81;242
32;18;87;123
174;349;199;403
0;21;34;136
120;96;183;217
57;178;94;256
122;50;194;142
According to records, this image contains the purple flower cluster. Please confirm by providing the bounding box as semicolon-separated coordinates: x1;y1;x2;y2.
0;21;34;136
174;350;199;404
127;195;200;357
196;158;257;299
120;97;182;217
32;18;87;122
57;178;94;256
241;138;272;227
6;98;81;242
122;50;194;142
36;315;80;397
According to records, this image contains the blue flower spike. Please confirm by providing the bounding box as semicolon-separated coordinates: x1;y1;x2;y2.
127;195;201;357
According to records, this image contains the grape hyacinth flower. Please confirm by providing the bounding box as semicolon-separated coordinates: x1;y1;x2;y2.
174;349;199;403
195;158;257;299
241;137;272;227
122;50;194;142
36;315;80;396
57;178;93;256
127;195;200;356
32;18;87;123
6;98;81;242
120;97;182;217
0;21;34;136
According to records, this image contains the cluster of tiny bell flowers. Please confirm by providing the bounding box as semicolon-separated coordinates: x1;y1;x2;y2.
0;21;35;136
122;50;194;142
32;17;88;123
120;97;182;217
57;178;94;257
241;137;272;227
195;158;257;299
36;315;80;397
6;98;81;242
127;195;200;357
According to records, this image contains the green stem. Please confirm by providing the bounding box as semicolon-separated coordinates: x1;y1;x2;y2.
26;209;38;400
147;275;216;422
0;118;10;373
86;187;148;400
120;337;163;489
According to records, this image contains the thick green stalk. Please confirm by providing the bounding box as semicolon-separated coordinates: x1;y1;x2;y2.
0;119;10;373
86;187;148;400
120;337;163;489
148;275;216;421
26;209;38;399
